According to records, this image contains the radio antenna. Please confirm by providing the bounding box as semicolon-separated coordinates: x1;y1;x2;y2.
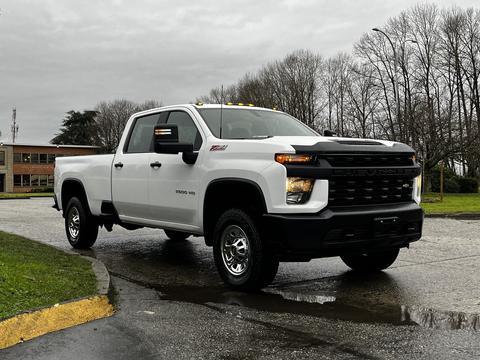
219;85;224;139
11;107;18;143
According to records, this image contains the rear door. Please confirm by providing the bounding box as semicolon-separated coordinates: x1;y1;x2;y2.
112;112;166;221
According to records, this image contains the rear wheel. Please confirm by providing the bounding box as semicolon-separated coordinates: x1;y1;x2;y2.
340;248;400;272
65;197;98;249
164;230;191;241
213;208;278;291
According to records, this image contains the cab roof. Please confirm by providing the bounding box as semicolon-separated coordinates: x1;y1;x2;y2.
192;103;279;112
130;103;281;119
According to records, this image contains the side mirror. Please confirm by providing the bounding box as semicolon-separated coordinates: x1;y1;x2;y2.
154;124;193;154
323;129;337;137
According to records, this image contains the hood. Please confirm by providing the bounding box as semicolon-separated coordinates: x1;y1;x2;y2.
260;136;414;154
261;136;398;147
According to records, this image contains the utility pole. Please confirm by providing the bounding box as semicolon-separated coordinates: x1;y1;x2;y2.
11;107;18;143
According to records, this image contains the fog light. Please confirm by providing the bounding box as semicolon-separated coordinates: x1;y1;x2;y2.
286;177;314;204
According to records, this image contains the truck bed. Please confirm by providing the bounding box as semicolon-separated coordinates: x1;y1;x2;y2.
54;154;115;215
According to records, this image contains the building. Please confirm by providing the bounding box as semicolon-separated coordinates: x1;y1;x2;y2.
0;143;98;193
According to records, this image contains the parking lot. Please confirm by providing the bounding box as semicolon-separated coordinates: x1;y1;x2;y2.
1;198;479;359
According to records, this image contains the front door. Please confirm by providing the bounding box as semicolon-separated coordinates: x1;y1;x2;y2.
0;174;4;192
149;110;205;227
112;112;163;221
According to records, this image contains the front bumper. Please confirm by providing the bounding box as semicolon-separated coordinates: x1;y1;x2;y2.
263;202;423;261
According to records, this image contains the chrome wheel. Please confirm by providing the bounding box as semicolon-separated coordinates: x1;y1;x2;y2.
68;206;80;240
221;225;250;276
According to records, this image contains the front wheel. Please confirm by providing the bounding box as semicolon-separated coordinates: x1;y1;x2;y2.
65;197;98;249
340;248;400;272
213;208;279;291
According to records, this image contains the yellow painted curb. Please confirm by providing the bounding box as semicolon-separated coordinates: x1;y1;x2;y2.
0;295;114;349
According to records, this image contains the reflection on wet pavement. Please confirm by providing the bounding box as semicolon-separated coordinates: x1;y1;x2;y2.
404;305;479;330
264;288;336;305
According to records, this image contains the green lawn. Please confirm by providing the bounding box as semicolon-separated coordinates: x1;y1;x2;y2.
0;231;97;319
421;193;480;215
0;193;53;199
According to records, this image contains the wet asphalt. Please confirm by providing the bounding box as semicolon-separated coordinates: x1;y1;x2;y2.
0;198;479;359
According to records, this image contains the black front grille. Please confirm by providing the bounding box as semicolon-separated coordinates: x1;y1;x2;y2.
329;177;414;206
324;153;414;167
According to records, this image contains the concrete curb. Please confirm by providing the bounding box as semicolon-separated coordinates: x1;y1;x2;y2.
83;256;111;296
0;255;114;349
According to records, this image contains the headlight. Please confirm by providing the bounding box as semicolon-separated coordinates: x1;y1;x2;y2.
286;177;314;204
415;175;422;200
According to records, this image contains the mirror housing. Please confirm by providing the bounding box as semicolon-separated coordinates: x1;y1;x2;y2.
154;124;194;154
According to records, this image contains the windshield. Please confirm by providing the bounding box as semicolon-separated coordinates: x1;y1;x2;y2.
197;108;318;139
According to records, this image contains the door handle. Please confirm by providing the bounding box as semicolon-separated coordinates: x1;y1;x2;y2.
114;162;124;168
150;161;162;168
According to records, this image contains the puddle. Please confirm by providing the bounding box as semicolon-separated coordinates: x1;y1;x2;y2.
158;284;418;326
156;282;479;331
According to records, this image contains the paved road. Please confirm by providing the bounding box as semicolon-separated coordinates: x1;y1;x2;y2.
0;198;479;359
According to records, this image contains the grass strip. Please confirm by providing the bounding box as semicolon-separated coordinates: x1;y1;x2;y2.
0;231;97;319
421;193;480;215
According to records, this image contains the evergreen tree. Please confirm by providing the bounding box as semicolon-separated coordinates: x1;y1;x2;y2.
50;110;99;146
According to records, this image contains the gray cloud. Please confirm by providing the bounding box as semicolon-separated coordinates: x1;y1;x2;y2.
0;0;478;143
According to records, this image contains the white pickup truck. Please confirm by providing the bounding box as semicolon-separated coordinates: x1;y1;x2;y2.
54;103;423;290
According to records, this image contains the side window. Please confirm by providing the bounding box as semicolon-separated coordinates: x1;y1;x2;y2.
166;111;203;151
125;112;167;153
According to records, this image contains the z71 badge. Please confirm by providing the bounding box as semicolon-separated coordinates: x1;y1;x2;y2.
210;145;228;151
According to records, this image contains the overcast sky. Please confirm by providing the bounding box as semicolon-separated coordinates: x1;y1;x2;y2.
0;0;478;143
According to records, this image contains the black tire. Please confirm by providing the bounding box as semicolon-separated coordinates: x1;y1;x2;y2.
340;248;400;272
164;230;191;241
65;197;98;249
213;208;279;291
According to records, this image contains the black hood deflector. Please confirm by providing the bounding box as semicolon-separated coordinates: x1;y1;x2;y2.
292;140;415;155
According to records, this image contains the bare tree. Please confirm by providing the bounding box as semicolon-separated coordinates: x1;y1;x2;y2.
199;4;480;186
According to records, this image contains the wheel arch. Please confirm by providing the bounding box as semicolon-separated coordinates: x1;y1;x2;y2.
203;178;267;246
60;178;92;216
